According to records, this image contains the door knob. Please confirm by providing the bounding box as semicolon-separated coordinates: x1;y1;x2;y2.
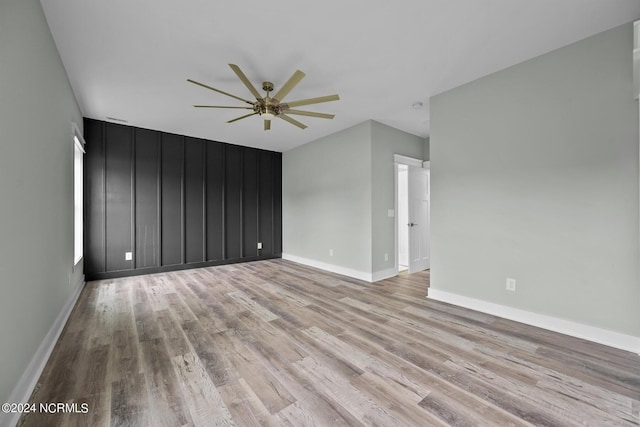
408;223;417;227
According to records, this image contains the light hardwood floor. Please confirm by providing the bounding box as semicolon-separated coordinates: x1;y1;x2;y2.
20;259;640;426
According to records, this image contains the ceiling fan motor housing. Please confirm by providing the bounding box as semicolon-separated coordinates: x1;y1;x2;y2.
254;100;280;118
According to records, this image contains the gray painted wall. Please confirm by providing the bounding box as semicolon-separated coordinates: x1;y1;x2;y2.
371;121;424;272
283;120;426;277
423;137;430;161
430;23;639;336
0;0;83;403
283;122;373;273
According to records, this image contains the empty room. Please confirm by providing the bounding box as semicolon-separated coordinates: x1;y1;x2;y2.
1;0;639;426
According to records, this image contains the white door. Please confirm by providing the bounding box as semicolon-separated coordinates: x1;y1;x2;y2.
408;165;430;273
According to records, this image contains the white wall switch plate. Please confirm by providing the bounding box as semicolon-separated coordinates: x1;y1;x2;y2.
329;249;334;256
384;253;389;261
125;251;133;261
257;242;262;249
506;277;516;291
388;209;395;217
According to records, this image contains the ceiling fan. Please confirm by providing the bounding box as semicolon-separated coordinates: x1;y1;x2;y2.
188;64;340;130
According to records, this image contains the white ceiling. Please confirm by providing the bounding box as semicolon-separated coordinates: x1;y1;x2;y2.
41;0;640;152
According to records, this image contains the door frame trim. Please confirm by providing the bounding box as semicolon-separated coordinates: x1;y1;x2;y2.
394;154;423;167
394;154;426;274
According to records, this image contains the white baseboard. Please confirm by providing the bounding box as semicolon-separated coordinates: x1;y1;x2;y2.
1;275;85;427
282;253;373;281
371;267;398;282
283;254;397;283
428;288;640;354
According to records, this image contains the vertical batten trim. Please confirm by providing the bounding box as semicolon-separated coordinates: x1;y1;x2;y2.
131;127;136;270
239;148;244;258
273;153;275;255
180;137;186;264
221;145;226;260
101;122;107;273
202;141;208;262
157;132;162;267
256;151;261;257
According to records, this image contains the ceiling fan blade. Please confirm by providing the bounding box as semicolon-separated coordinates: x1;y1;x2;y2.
272;70;305;103
187;79;254;105
229;64;262;100
227;112;258;123
282;109;335;119
282;94;340;108
264;120;271;131
278;114;307;129
194;105;254;109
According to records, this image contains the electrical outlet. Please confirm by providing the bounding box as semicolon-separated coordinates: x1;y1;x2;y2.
329;249;334;257
257;242;262;250
506;277;516;292
384;253;388;261
125;251;132;261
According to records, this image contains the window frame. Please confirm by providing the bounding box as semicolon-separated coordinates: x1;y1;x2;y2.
72;122;86;267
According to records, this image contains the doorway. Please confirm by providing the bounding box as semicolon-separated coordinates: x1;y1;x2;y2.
397;164;409;272
395;155;430;274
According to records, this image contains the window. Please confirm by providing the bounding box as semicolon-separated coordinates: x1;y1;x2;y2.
73;123;85;266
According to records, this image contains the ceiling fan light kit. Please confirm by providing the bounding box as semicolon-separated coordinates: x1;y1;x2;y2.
188;64;340;131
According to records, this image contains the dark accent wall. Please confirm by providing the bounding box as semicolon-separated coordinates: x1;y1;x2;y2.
83;118;282;280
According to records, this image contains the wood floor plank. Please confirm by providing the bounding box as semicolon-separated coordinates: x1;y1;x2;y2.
333;318;535;426
143;275;171;312
69;343;112;425
227;290;279;322
218;378;277;427
134;286;163;342
274;401;322;427
253;344;365;427
180;320;231;387
85;281;116;349
211;328;297;414
293;356;404;426
171;352;235;426
110;315;141;383
350;371;448;427
175;277;229;334
19;260;640;427
155;307;193;358
110;373;150;427
301;326;432;400
139;337;192;427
